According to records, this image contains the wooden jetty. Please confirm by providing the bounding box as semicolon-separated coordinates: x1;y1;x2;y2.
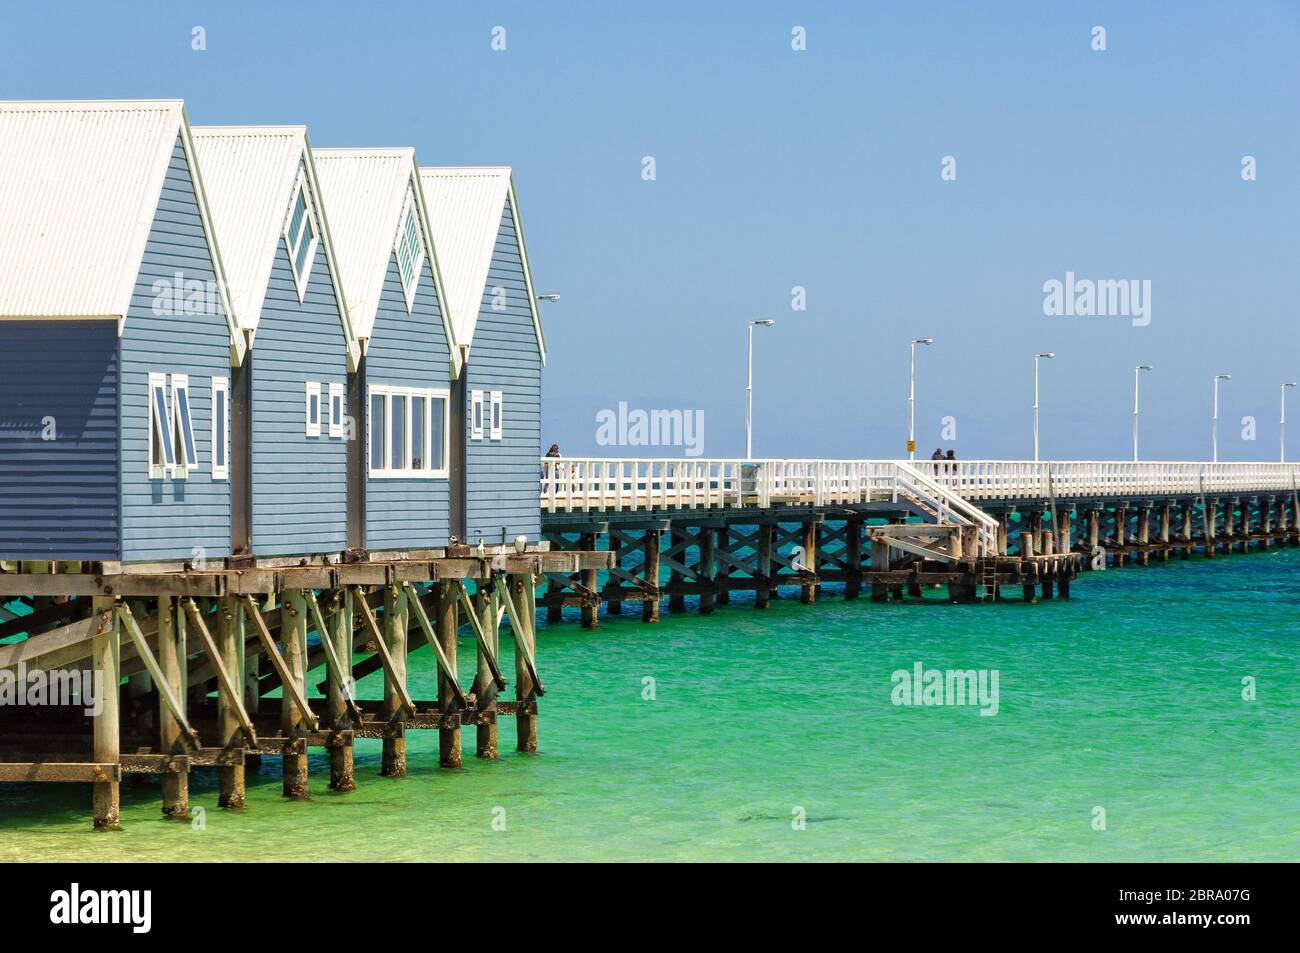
0;549;609;829
538;458;1300;623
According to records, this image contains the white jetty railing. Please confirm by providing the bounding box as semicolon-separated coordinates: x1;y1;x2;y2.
910;460;1300;501
538;458;1001;554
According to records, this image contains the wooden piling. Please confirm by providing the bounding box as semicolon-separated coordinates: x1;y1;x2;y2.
844;518;863;599
871;538;890;601
381;585;408;777
642;529;661;622
699;526;717;615
157;596;188;818
473;583;499;759
91;596;120;830
1159;504;1172;561
607;529;624;617
435;581;462;769
579;532;599;628
511;573;538;753
755;523;773;609
715;527;731;605
326;588;355;792
1136;505;1150;566
280;590;309;800
217;595;246;809
800;520;817;605
668;528;686;614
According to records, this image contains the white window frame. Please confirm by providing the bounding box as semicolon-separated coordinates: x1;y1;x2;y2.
283;172;320;302
212;376;230;480
305;381;322;437
148;372;177;479
328;382;345;438
393;188;425;312
489;390;503;441
470;389;484;440
171;374;198;477
367;384;450;479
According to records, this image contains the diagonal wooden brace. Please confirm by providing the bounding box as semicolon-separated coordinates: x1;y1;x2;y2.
305;592;365;725
450;580;506;691
493;575;545;697
401;583;468;709
350;587;416;718
116;603;200;750
181;598;257;747
240;595;318;732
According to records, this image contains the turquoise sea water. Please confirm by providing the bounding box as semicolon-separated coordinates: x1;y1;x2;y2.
3;550;1298;862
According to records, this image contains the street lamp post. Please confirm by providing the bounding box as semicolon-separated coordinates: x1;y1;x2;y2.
1282;382;1297;463
1212;374;1231;463
746;319;774;458
1132;364;1152;462
908;338;933;461
1032;352;1055;462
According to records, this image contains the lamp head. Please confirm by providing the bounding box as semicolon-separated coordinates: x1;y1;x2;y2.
751;319;775;327
1036;352;1055;359
1137;364;1153;371
536;293;561;303
912;337;933;345
1285;382;1297;388
1216;373;1232;381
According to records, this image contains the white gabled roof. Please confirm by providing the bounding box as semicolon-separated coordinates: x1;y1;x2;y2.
418;166;546;363
313;147;460;376
191;125;359;370
0;99;244;364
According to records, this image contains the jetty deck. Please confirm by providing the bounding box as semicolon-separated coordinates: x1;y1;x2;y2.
538;458;1299;621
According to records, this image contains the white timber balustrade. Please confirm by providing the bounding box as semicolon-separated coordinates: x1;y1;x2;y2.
910;460;1300;501
540;458;1300;560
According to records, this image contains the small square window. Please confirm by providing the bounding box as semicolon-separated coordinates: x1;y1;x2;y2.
172;374;198;474
212;377;229;479
470;390;484;440
393;188;425;310
328;382;344;438
148;372;176;478
489;390;503;441
369;391;385;471
284;174;320;301
306;381;321;437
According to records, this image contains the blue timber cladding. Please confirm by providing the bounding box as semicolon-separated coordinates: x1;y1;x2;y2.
0;321;120;560
364;253;453;550
119;135;232;563
466;195;542;543
251;160;349;557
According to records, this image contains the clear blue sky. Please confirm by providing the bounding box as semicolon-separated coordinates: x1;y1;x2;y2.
6;1;1298;461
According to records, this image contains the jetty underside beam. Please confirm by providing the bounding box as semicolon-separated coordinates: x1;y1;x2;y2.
0;550;611;829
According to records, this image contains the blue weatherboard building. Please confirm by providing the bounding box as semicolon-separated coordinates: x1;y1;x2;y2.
419;168;547;548
192;126;360;560
314;147;461;554
0;100;243;565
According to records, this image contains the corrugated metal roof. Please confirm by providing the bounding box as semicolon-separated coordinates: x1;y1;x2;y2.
190;126;306;332
417;167;513;350
312;148;417;341
0;100;185;319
